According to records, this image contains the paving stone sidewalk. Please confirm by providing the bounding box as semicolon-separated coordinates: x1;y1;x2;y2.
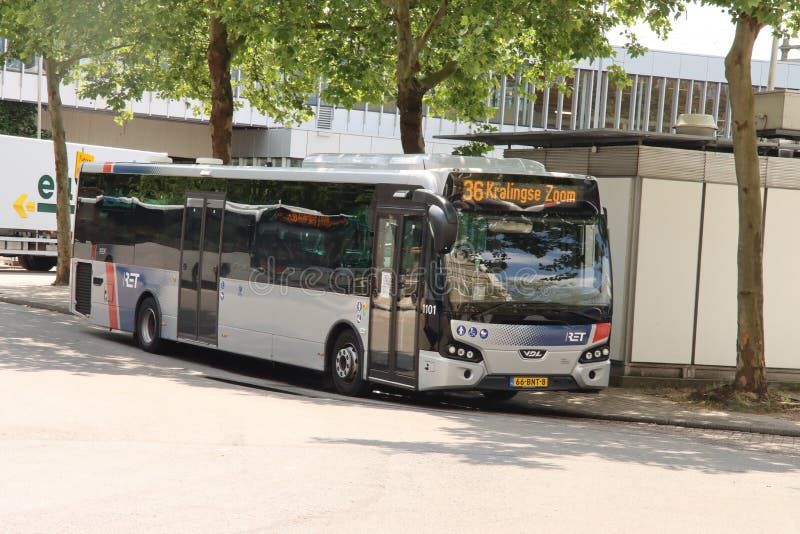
0;268;69;314
1;267;798;438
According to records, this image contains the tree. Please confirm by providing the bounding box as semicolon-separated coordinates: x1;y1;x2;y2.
266;0;681;153
701;1;800;397
80;1;315;164
0;0;143;285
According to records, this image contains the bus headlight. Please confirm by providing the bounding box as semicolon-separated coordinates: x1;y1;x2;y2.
442;342;483;362
580;345;610;364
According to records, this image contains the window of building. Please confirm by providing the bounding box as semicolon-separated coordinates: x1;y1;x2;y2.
691;81;704;114
632;75;649;130
605;75;619;128
534;86;547;128
517;83;533;128
677;79;690;117
503;76;517;126
718;84;730;136
383;95;397;115
619;76;634;130
648;77;663;132
705;81;719;121
547;85;559;129
576;70;595;129
663;78;678;132
560;76;575;130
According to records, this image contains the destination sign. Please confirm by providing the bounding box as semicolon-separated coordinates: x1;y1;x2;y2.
274;209;348;229
460;179;579;207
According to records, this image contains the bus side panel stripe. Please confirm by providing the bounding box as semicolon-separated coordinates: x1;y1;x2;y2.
105;262;119;330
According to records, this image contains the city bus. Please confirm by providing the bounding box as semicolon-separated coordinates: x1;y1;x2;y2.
70;154;612;400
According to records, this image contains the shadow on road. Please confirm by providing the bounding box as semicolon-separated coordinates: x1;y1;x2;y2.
1;302;798;476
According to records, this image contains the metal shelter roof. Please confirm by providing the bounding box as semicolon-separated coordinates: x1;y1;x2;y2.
436;128;800;156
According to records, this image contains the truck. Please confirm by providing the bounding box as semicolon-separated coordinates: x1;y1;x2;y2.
0;134;163;270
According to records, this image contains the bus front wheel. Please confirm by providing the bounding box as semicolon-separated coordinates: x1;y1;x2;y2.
331;330;369;397
135;297;165;354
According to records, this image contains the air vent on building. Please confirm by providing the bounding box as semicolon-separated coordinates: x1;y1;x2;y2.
673;114;718;137
316;104;334;130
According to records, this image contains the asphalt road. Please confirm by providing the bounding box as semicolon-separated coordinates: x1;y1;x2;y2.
1;301;799;533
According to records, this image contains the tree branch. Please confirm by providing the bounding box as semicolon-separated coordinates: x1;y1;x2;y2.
311;22;369;31
419;60;458;90
415;0;448;54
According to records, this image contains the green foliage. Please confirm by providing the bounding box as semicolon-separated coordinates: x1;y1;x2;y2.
0;0;132;78
451;124;497;157
261;0;686;125
77;0;316;126
700;0;800;34
0;101;46;138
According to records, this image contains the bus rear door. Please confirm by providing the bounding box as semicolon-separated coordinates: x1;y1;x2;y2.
177;192;225;345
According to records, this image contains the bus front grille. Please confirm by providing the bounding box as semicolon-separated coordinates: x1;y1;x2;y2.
75;262;92;316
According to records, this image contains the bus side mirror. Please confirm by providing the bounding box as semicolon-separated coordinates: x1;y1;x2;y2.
411;189;458;254
428;205;457;254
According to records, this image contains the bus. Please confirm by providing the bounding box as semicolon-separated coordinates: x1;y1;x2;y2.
70;154;612;400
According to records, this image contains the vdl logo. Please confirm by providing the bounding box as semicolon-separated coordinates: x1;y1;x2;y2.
520;349;547;359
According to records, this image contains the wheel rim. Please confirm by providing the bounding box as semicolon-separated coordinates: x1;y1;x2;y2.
140;308;157;345
335;344;358;381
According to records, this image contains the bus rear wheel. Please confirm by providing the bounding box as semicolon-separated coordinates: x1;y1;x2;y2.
331;330;369;397
135;297;165;354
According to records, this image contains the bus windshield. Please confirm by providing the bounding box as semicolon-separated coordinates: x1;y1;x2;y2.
444;210;611;314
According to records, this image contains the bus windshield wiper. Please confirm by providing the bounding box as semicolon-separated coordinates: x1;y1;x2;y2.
469;300;516;321
538;307;609;323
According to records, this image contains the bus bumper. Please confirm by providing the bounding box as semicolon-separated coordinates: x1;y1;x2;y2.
476;360;610;391
417;350;487;391
416;350;610;392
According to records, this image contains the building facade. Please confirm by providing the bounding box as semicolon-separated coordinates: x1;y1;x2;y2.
3;41;800;162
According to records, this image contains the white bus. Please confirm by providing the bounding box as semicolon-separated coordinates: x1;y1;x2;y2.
70;154;613;399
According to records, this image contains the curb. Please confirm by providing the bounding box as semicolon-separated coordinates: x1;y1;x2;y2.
0;295;70;315
524;405;800;438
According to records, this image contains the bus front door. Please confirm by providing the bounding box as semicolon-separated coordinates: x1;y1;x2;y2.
368;212;424;389
177;193;225;345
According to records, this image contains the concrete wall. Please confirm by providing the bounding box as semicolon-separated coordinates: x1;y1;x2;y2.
764;188;800;369
595;178;634;363
630;179;703;365
693;184;740;366
51;109;211;159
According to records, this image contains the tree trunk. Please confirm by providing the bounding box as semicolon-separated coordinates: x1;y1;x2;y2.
393;0;426;154
397;81;426;154
45;57;71;286
207;14;233;164
724;15;767;397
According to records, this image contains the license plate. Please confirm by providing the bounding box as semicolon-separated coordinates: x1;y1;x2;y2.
510;376;549;388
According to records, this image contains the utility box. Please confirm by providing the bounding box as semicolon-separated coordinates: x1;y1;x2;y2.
754;89;800;132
